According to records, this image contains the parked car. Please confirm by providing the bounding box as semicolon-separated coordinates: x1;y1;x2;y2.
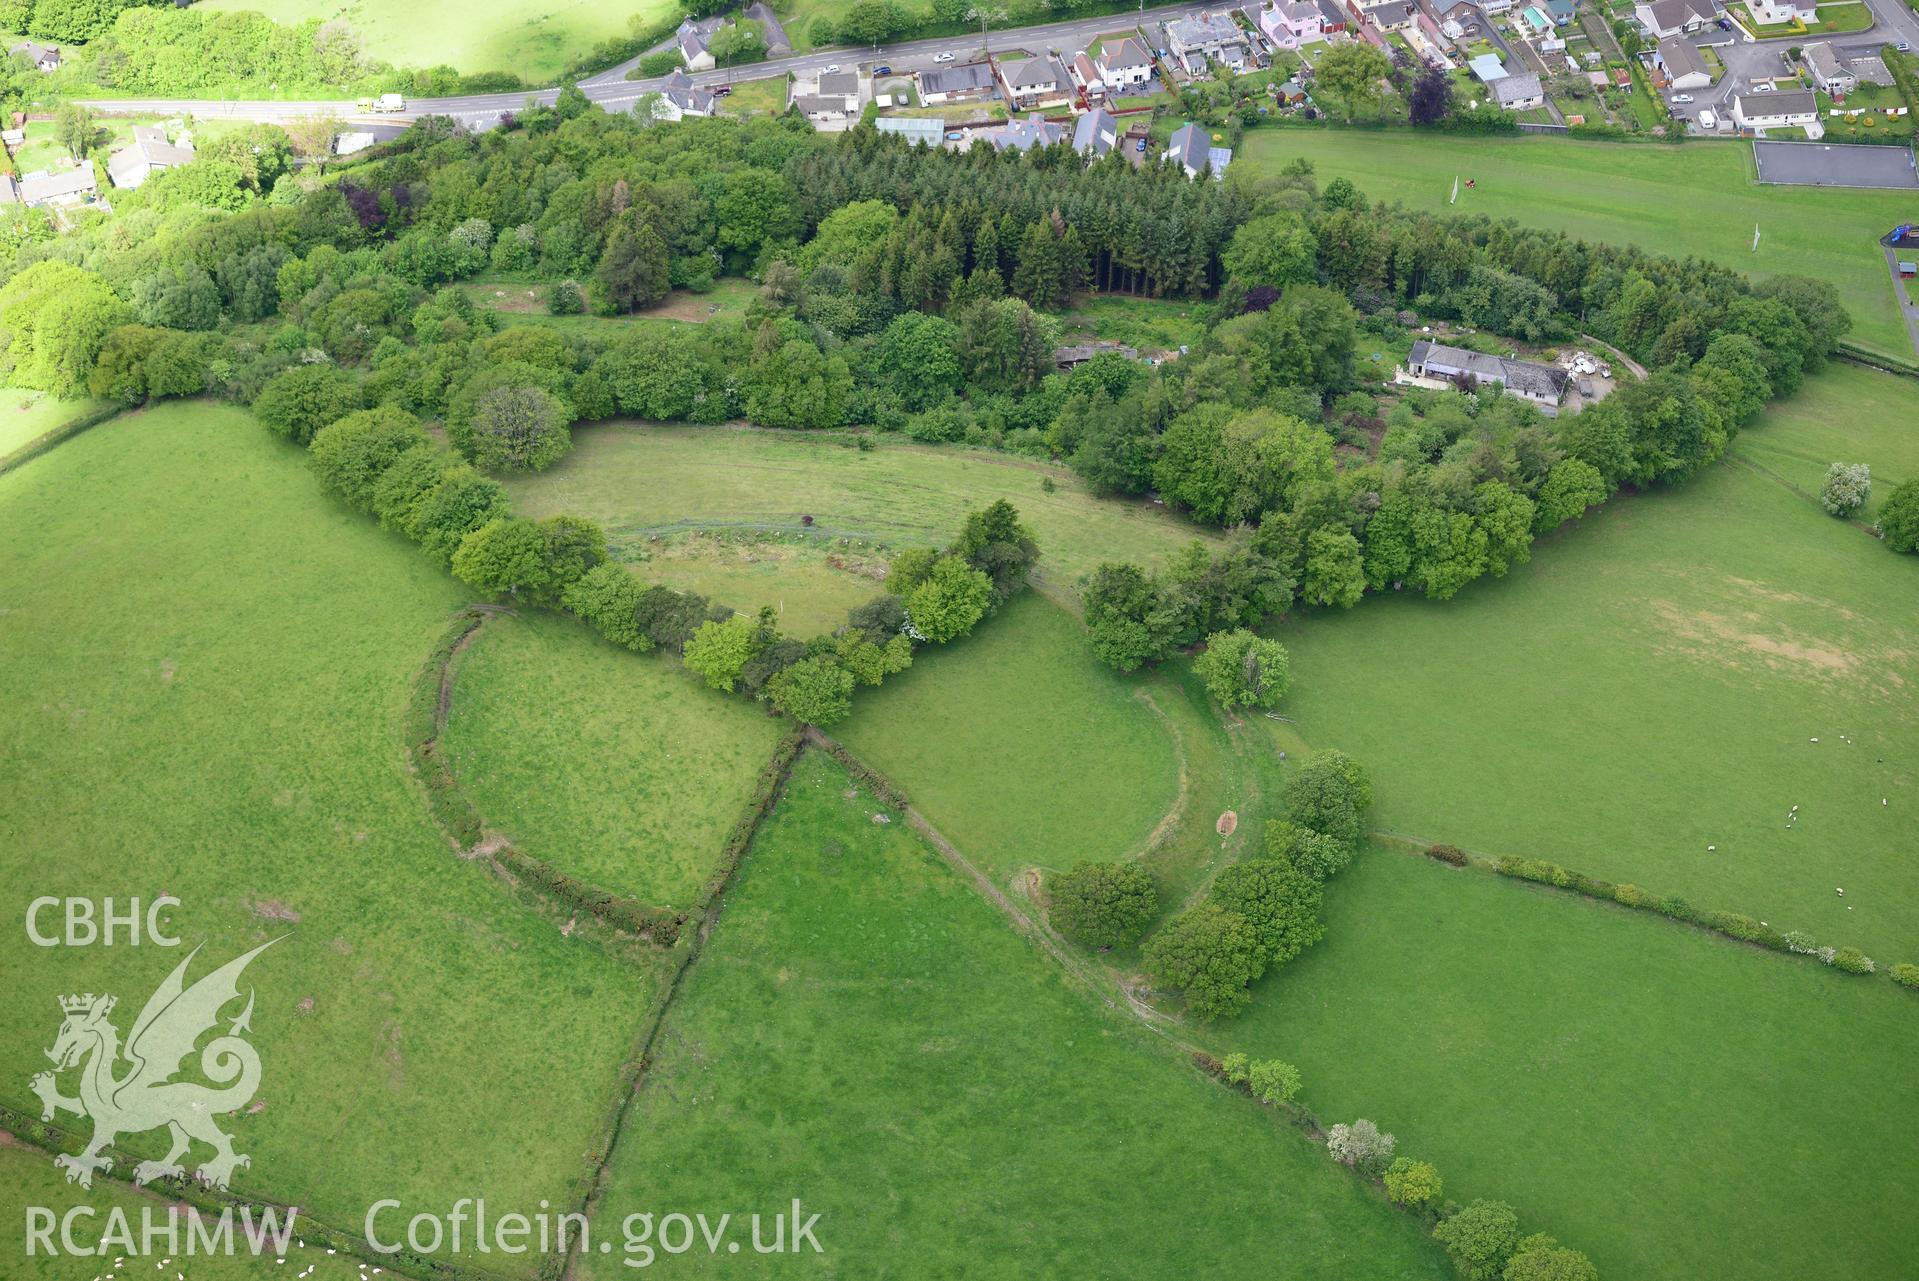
1697;108;1716;129
1717;16;1731;28
1754;81;1774;92
823;64;840;73
932;51;956;63
712;84;733;96
945;130;963;140
873;64;892;75
1898;41;1913;51
1135;138;1147;152
1673;93;1694;104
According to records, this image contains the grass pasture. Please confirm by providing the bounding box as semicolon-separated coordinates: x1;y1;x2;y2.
1223;849;1919;1281
441;611;790;910
630;530;889;637
0;404;653;1270
1731;359;1919;519
1267;374;1919;960
195;0;678;81
582;750;1453;1280
505;423;1217;612
0;389;106;462
1236;130;1918;359
835;593;1181;887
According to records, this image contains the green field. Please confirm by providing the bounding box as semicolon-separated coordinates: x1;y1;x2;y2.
1221;848;1919;1281
1237;130;1917;358
1731;359;1919;520
505;423;1217;612
0;404;653;1270
0;389;105;461
196;0;678;81
835;593;1181;886
442;611;790;909
1267;370;1919;960
631;532;889;637
0;1142;323;1280
583;750;1453;1279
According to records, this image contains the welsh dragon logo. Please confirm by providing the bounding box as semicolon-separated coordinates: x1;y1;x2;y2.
30;940;279;1191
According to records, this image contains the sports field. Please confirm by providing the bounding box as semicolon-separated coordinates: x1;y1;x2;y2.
1266;369;1919;959
584;750;1453;1279
835;594;1181;886
442;610;790;910
195;0;677;81
0;405;654;1267
1730;359;1919;520
1237;130;1917;359
505;422;1217;611
1224;848;1919;1281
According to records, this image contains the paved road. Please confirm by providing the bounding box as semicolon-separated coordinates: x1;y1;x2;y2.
81;2;1216;131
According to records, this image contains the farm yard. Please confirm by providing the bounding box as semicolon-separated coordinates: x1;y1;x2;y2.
1237;131;1919;360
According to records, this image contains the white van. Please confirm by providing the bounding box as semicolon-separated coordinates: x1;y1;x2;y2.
1697;108;1717;130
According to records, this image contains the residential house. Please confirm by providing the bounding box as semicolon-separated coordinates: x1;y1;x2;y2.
1248;0;1325;47
793;95;853;122
9;41;61;71
1479;0;1514;11
1097;37;1156;86
1490;71;1544;108
1165;121;1231;178
1519;6;1554;35
919;60;999;103
1732;87;1819;131
676;18;717;72
18;163;98;209
655;70;718;121
1634;0;1718;38
1314;0;1352;32
1801;41;1854;93
1747;0;1814;22
817;71;862;103
1360;0;1418;31
1071;106;1121;157
1072;52;1106;99
105;125;193;191
1654;36;1713;89
1406;340;1570;407
1544;0;1578;24
742;2;792;56
984;114;1068;152
1166;11;1252;72
1000;55;1070;107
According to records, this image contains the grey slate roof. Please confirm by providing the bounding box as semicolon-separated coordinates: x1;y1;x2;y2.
817;71;859;97
1409;340;1570;399
1071;107;1120;156
919;61;998;95
1735;88;1817;117
1491;72;1543;104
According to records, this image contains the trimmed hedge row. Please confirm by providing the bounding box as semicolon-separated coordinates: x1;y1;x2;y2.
0;402;125;477
403;608;489;850
491;843;682;943
1492;854;1885;975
